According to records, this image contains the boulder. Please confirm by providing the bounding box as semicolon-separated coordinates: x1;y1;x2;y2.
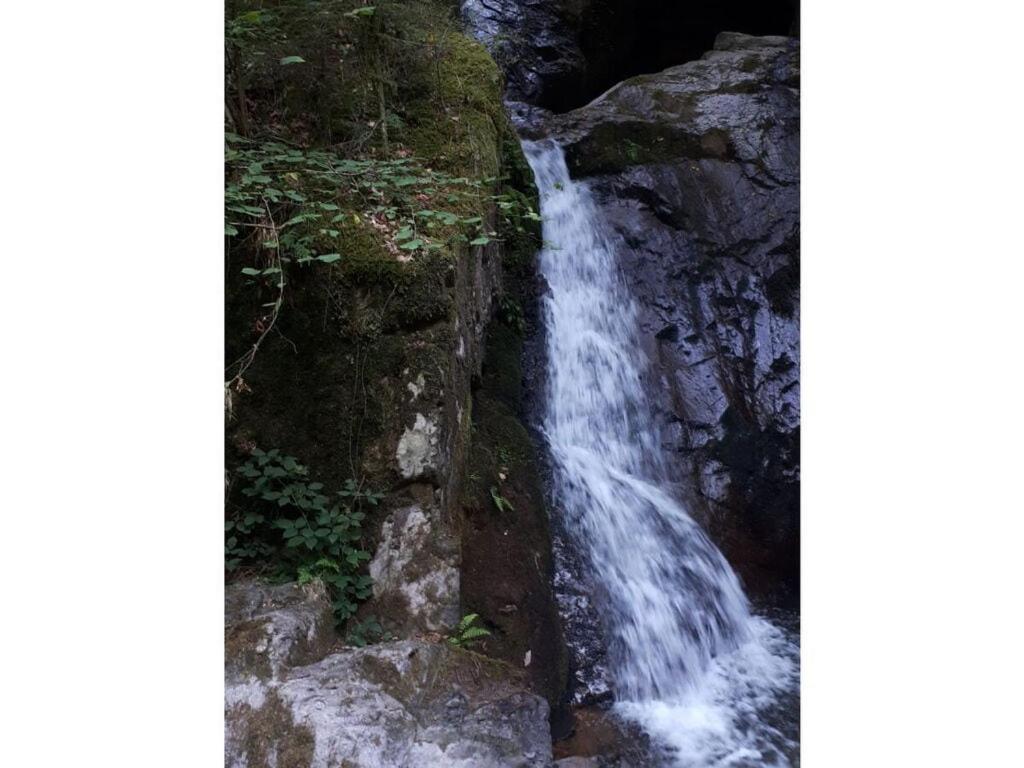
225;581;553;768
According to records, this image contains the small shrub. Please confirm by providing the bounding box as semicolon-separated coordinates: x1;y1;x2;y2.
227;448;382;623
347;616;388;648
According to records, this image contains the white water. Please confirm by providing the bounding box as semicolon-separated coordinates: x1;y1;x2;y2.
523;140;799;767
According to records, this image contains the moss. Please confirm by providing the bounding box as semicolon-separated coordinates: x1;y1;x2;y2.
227;0;550;639
565;121;734;176
229;690;316;768
398;24;505;177
495;135;542;275
225;620;275;682
479;321;524;410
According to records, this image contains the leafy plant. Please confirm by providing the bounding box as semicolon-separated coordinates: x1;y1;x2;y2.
489;486;514;514
224;136;528;395
227;448;382;623
497;294;525;334
448;613;491;648
347;616;387;648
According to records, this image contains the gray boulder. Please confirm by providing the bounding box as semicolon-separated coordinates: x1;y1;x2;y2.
225;581;553;768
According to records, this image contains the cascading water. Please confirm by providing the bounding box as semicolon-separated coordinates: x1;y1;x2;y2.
523;139;799;767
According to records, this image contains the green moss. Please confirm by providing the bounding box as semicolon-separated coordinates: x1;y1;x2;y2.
229;690;316;768
396;20;506;178
227;0;545;592
566;120;734;176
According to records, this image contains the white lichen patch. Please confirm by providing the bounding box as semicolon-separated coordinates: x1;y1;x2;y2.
395;412;440;479
225;677;269;710
406;372;427;402
369;505;459;631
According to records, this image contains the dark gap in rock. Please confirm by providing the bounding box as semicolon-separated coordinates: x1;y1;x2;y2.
476;0;798;113
573;0;798;111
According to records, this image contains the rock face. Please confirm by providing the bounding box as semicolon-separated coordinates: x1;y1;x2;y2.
225;581;553;768
461;0;797;111
548;32;800;598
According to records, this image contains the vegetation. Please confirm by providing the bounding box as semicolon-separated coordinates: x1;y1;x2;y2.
224;0;542;643
448;613;492;648
226;448;381;623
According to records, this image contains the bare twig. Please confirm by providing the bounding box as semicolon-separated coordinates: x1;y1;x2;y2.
225;199;287;399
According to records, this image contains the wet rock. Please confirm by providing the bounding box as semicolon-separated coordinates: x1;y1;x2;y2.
552;707;657;767
547;33;801;599
226;581;553;768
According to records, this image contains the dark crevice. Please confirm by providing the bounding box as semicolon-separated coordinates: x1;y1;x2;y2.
572;0;799;111
469;0;799;113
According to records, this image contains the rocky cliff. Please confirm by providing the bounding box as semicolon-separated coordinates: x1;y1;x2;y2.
225;1;567;764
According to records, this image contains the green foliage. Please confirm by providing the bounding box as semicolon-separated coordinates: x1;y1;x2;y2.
225;134;510;274
346;616;388;647
448;613;492;648
227;448;382;623
224;135;515;389
489;486;514;514
497;295;525;334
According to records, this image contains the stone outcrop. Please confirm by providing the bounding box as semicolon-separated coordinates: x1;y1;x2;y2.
547;32;801;598
225;581;553;768
461;0;796;111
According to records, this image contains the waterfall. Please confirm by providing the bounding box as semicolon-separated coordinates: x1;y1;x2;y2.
523;139;799;767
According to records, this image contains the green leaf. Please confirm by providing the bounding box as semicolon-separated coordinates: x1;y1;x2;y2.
225;224;239;236
470;237;491;246
346;6;376;17
241;267;261;276
316;253;342;264
280;56;306;65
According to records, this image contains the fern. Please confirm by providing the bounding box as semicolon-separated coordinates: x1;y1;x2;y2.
490;487;514;514
448;613;491;648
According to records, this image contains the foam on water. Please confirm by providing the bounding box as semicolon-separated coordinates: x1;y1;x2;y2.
522;139;798;766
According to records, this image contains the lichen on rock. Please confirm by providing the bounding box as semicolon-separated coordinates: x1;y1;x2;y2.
225;582;552;768
395;412;442;481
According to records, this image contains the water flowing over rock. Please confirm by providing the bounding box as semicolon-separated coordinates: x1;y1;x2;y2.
225;581;553;768
524;139;798;767
548;33;801;599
